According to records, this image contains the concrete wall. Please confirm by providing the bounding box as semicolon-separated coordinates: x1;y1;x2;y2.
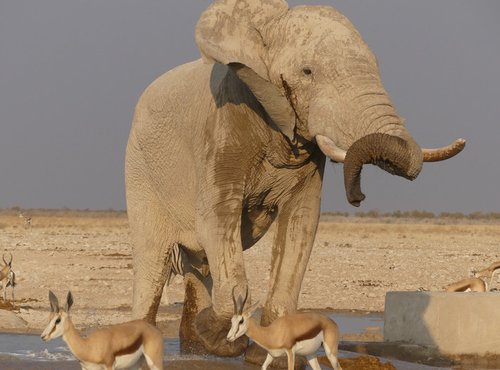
384;291;500;356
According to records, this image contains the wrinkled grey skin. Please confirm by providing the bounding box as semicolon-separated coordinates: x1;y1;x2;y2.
125;0;459;358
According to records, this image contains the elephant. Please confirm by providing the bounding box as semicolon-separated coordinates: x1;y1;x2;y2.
125;0;464;360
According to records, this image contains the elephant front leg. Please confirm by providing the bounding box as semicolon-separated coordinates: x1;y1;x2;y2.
264;173;322;321
264;205;319;322
246;182;322;369
193;210;250;356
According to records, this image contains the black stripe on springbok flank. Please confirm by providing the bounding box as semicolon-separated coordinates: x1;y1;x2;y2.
115;334;143;356
295;322;322;343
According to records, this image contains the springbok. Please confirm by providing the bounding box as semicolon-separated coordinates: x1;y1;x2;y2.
446;277;487;292
0;253;16;302
41;291;164;370
472;260;500;290
18;213;32;229
226;288;342;370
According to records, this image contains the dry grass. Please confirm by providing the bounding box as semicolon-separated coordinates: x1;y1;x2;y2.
0;208;499;334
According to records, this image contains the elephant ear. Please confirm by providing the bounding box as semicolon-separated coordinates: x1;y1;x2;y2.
195;0;296;141
229;63;296;140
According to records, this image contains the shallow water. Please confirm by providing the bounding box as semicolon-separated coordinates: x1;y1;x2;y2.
0;313;449;370
330;312;383;334
0;336;448;370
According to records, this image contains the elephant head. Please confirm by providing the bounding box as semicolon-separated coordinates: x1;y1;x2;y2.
196;0;465;206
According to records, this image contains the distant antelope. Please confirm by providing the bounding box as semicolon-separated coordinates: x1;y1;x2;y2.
471;261;500;290
41;291;164;370
227;287;342;370
18;213;32;229
446;277;487;292
0;253;16;301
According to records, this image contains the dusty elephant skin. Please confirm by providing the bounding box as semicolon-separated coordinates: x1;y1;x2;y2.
125;0;465;361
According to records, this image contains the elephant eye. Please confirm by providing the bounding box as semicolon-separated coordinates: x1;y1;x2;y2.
302;67;312;76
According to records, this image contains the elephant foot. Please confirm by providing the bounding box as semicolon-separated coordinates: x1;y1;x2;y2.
245;342;307;370
194;306;248;357
179;321;209;355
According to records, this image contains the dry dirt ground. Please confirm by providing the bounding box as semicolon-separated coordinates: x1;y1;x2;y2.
0;210;499;338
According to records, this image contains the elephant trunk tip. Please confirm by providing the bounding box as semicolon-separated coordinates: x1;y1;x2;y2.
348;193;365;208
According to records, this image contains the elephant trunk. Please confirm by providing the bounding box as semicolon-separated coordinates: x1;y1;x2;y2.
343;133;423;207
310;85;465;208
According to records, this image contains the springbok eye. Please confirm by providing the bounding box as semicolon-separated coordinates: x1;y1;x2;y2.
302;67;312;75
55;318;61;324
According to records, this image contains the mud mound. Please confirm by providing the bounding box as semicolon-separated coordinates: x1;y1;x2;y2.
319;355;396;370
0;298;38;311
0;300;16;310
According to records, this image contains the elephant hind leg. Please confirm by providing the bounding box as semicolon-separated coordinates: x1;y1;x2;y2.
127;188;180;323
132;236;176;324
126;141;187;324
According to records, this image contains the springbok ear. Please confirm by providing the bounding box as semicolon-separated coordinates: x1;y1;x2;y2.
65;291;74;312
48;290;59;312
244;301;260;318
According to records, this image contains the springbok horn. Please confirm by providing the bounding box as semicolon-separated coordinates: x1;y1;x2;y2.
422;138;466;162
240;286;249;314
232;286;239;314
232;286;250;315
2;253;10;266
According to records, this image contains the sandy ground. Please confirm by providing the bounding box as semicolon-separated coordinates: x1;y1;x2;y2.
0;210;499;337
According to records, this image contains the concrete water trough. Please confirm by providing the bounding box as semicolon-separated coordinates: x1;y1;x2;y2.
384;291;500;358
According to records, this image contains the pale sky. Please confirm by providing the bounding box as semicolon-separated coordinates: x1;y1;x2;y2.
1;1;499;213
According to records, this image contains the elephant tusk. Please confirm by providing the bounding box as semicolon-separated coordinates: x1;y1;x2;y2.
315;135;347;163
422;138;466;162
